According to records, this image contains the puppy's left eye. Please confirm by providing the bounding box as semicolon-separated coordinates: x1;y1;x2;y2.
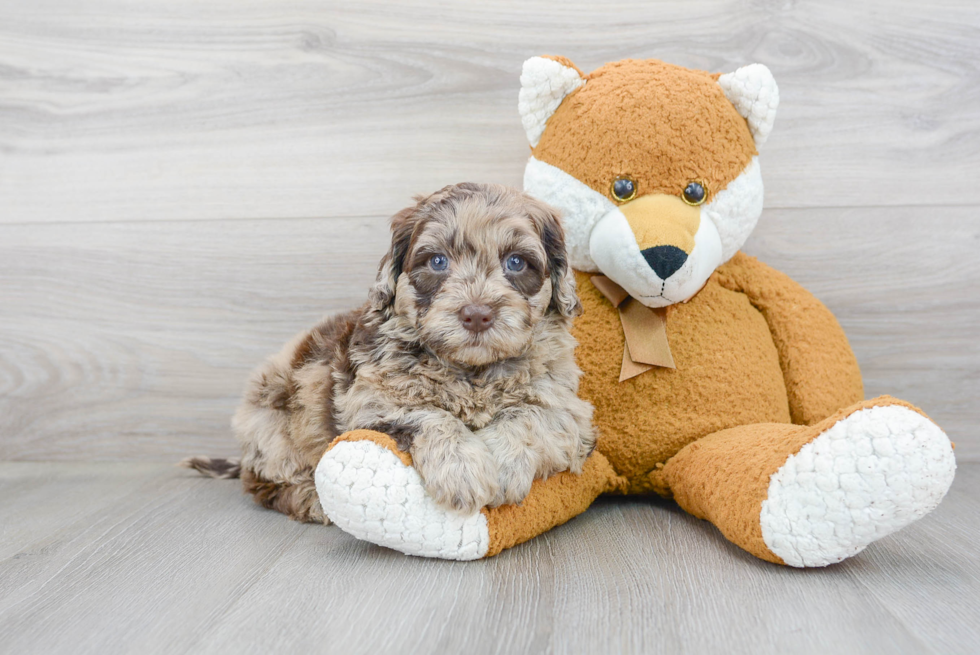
429;254;449;271
505;254;526;272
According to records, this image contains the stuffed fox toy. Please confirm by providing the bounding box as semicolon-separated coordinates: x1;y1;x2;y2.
315;57;957;566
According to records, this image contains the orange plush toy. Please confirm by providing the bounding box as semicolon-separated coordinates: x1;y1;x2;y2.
315;57;957;566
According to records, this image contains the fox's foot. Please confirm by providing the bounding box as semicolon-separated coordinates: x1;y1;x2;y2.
315;431;490;560
760;401;956;567
316;430;623;560
663;397;956;567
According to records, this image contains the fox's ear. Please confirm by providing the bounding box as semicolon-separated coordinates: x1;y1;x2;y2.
718;64;779;145
519;56;585;147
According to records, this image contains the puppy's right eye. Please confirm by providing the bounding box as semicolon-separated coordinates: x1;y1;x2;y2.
429;254;449;271
505;254;526;272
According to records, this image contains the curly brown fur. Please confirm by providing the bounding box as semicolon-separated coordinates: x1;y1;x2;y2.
229;183;595;522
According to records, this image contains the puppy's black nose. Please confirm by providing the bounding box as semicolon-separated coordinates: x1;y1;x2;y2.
640;245;688;279
459;304;495;333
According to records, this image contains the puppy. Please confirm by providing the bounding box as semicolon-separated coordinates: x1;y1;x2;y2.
184;182;595;523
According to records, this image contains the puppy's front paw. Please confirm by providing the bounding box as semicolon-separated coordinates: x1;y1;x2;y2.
420;446;500;515
492;458;536;507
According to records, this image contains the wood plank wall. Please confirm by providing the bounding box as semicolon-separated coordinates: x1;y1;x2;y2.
1;0;977;461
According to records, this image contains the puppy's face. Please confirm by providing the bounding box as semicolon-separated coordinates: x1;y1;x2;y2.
371;183;580;367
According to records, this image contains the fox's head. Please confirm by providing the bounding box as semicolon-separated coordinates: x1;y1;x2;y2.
520;57;778;307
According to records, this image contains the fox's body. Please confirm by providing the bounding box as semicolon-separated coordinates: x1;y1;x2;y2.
516;58;858;500
510;57;952;566
574;263;789;490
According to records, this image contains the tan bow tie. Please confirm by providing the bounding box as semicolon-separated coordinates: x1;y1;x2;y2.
590;276;675;381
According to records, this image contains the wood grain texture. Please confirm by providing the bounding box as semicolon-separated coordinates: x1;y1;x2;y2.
0;215;388;461
1;0;979;224
1;206;976;461
0;462;977;654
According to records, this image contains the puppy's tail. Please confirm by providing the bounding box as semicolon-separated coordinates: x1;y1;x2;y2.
179;456;242;479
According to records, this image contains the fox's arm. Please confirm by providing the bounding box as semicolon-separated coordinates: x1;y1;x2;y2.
714;252;864;426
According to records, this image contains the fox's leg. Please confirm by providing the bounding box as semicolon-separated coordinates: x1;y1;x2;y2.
316;430;624;560
657;396;956;566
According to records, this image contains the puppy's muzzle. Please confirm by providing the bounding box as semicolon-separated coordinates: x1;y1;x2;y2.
459;304;495;333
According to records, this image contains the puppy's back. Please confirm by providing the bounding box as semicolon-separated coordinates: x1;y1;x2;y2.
233;306;366;481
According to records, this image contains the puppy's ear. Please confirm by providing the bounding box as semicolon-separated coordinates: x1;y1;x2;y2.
369;203;422;312
526;199;582;318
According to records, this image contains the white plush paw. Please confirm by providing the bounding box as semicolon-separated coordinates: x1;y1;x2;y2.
315;441;490;560
760;405;956;567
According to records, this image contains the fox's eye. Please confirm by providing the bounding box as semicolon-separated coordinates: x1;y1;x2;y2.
429;254;449;271
611;176;637;202
682;181;707;206
505;254;526;272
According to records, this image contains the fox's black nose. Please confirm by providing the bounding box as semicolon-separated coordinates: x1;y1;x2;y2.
640;245;688;279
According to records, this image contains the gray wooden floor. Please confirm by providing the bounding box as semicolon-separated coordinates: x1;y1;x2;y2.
0;462;977;654
1;0;979;653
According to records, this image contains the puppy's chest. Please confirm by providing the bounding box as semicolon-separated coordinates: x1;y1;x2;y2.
387;362;534;429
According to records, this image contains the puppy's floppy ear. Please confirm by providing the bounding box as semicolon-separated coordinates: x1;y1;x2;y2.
525;198;582;318
369;202;422;312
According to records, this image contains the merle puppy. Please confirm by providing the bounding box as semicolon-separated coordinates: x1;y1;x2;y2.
184;183;595;523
